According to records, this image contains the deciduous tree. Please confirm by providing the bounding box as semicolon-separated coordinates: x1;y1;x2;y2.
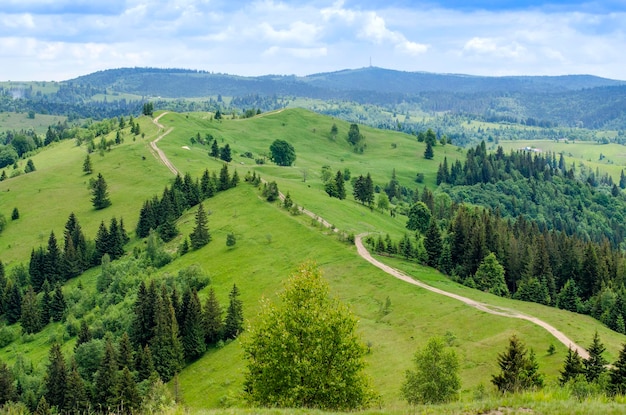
242;262;373;410
269;139;296;166
402;337;460;404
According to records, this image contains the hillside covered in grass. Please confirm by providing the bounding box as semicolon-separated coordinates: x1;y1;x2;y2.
1;109;626;414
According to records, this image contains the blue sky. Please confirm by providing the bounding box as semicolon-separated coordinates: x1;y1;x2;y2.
0;0;624;81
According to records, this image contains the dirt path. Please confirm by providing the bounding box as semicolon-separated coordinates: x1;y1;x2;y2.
149;112;589;359
354;233;589;359
150;112;179;176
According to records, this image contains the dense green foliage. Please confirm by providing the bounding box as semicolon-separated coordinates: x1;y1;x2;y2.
269;139;296;166
242;262;373;410
402;337;460;404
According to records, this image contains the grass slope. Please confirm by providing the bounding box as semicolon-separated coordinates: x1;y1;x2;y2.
0;115;172;264
1;108;625;413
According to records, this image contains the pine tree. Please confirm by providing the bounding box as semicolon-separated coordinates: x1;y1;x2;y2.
91;173;112;210
556;279;581;312
93;221;110;265
50;284;66;322
64;358;88;413
20;286;41;334
220;143;232;162
40;279;51;325
150;285;184;381
210;139;219;158
35;396;52;415
560;347;585;385
0;359;17;405
93;336;120;411
136;345;156;382
224;284;244;340
203;287;224;345
182;289;206;361
82;154;92;175
218;163;231;191
492;335;543;393
584;330;607;383
45;231;62;283
117;332;135;371
75;319;92;350
424;219;443;268
424;141;434;160
131;280;157;347
44;343;67;410
107;217;125;260
29;247;46;291
335;170;346;200
118;366;141;412
5;282;22;324
609;343;626;395
189;203;210;250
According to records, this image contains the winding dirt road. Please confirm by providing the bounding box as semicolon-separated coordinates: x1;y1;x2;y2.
355;233;589;359
150;112;179;176
148;111;589;359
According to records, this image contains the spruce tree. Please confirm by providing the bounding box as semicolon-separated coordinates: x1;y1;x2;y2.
584;330;608;383
189;203;210;250
609;343;626;395
150;285;184;381
45;231;62;283
117;332;135;371
50;284;66;322
183;289;206;360
224;283;244;340
21;286;41;334
40;279;51;325
107;217;125;260
424;141;434;159
92;336;120;411
210;139;219;158
335;170;346;200
560;347;585;385
93;221;110;265
82;154;92;175
424;219;443;268
44;343;67;410
5;282;22;324
136;345;156;382
131;280;157;347
491;335;543;393
75;319;92;350
220;143;232;162
118;366;141;412
29;247;46;292
0;359;17;405
64;358;88;413
218;163;231;191
91;173;112;210
203;287;224;345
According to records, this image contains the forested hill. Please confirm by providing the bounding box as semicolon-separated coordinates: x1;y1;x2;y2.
71;67;625;96
3;66;626;130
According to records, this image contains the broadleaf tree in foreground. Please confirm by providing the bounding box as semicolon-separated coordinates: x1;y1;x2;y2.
242;261;375;410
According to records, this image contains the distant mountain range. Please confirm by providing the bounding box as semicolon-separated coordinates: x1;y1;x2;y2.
1;66;625;130
69;66;625;97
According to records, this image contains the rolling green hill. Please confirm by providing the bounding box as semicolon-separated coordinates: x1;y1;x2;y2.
1;108;626;414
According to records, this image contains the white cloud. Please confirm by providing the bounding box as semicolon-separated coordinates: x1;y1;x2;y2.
263;46;327;58
259;21;321;44
0;1;625;80
463;37;526;59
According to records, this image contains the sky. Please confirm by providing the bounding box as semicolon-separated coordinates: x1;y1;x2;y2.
1;0;625;81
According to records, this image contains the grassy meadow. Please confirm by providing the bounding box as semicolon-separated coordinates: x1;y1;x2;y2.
0;111;68;135
1;108;626;414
